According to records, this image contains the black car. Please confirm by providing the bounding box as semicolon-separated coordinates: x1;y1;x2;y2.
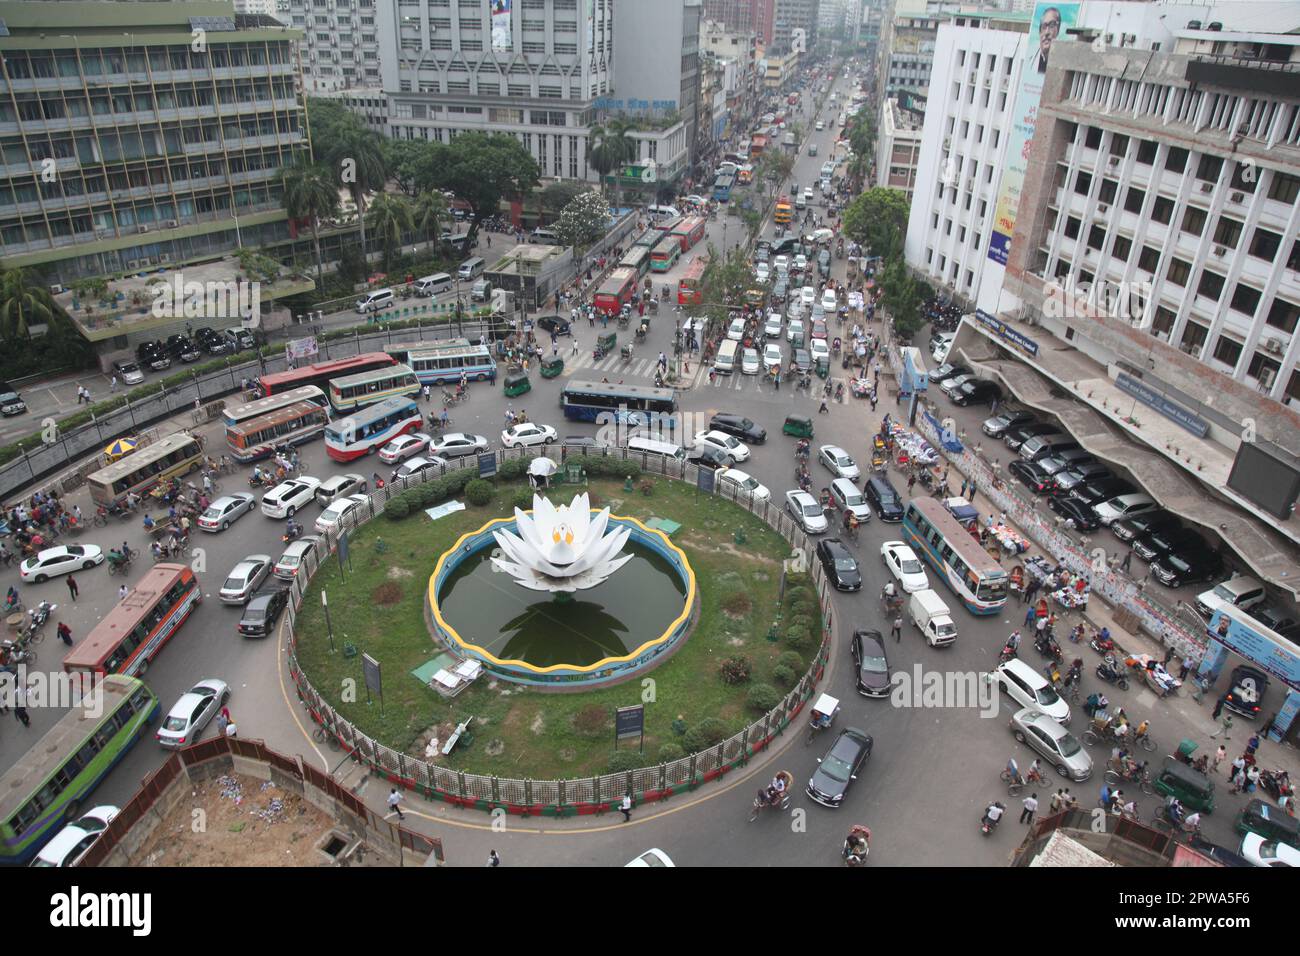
1221;664;1269;720
816;538;861;591
535;315;572;337
135;340;171;372
1068;476;1135;508
687;446;731;470
771;279;789;305
929;363;970;386
864;476;904;522
953;379;1002;407
194;326;229;355
1150;547;1223;588
793;349;812;373
1246;603;1300;638
850;629;890;698
1052;461;1111;496
1048;495;1101;531
1132;526;1206;563
238;585;289;637
982;409;1035;438
1187;835;1254;868
1004;423;1062;451
1009;460;1058;496
165;334;202;363
1112;509;1180;544
709;413;767;444
806;727;873;807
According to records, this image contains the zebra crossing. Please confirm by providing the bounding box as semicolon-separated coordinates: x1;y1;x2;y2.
560;347;854;398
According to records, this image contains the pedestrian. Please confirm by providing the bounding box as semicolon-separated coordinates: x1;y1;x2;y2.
1178;656;1193;680
1212;745;1227;773
1162;645;1176;666
66;574;78;602
1229;754;1247;785
1209;713;1233;739
891;615;902;642
907;473;916;493
487;849;501;867
1244;765;1261;793
118;584;129;602
387;787;405;820
1211;693;1227;720
620;792;633;822
819;397;829;414
1245;733;1260;757
215;710;229;736
1024;605;1036;627
1019;792;1038;824
1119;550;1132;573
572;337;579;355
110;375;118;393
1049;789;1064;813
56;622;73;647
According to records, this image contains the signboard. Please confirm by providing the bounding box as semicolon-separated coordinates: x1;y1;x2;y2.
362;652;384;713
477;452;497;478
491;0;511;52
615;704;644;751
696;466;715;494
1227;441;1300;520
1113;374;1210;439
987;3;1079;266
1208;608;1300;689
974;309;1040;357
286;336;318;362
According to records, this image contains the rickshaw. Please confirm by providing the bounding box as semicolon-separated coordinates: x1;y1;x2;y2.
1152;756;1215;813
1236;798;1300;845
503;370;531;397
1009;565;1025;596
621;342;634;364
750;770;795;822
647;297;659;314
847;256;859;280
594;331;616;359
805;692;840;745
782;414;814;439
831;337;841;357
635;321;648;343
540;355;564;379
617;310;630;330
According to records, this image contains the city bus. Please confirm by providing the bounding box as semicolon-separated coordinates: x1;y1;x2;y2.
388;340;497;385
561;380;678;428
713;172;737;202
257;352;397;397
593;267;638;316
326;363;420;414
902;497;1009;615
634;229;660;250
750;134;769;159
0;675;158;865
677;257;707;306
63;564;202;676
650;235;682;273
221;385;327;429
324;396;422;462
774;195;793;225
619;245;652;280
87;432;206;507
670;216;707;251
225;399;331;463
736;164;754;185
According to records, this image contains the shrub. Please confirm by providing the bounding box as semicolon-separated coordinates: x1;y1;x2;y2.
657;743;685;763
682;717;729;754
785;615;811;637
719;655;752;685
786;585;814;608
498;458;527;479
777;650;805;673
419;484;442;507
784;626;813;652
465;479;493;506
791;600;817;623
444;469;474;493
583;457;640;478
771;664;798;688
384;498;410;520
512;489;535;511
606;750;644;773
746;682;782;713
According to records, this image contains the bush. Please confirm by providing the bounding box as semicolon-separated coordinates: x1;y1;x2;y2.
777;650;805;673
444;469;474;494
582;457;640;478
419;483;442;507
784;626;813;652
771;664;798;688
464;479;493;506
746;682;782;713
682;717;729;754
384;498;410;520
791;600;816;622
785;585;813;608
606;750;644;774
498;458;527;479
657;743;685;763
785;615;811;637
512;488;535;511
719;655;752;685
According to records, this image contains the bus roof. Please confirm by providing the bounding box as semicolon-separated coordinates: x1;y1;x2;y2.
652;235;680;253
329;362;415;390
63;565;191;671
227;401;324;439
259;352;395;391
388;338;474;358
334;395;418;425
597;267;637;293
620;246;650;263
223;385;324;423
909;497;1007;575
88;433;200;487
564;380;676;402
0;675;145;820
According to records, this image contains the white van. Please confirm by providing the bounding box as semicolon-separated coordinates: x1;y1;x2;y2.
992;658;1070;723
471;278;492;301
529;227;559;244
355;288;395;314
909;589;956;647
457;257;485;281
714;339;739;374
414;274;452;296
646;204;680;221
627;436;686;461
1195;575;1267;619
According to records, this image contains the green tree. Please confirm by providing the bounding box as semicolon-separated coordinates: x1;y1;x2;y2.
696;242;755;329
588;119;637;208
755;150;796;202
365;192;415;272
842;187;909;259
384;139;430;197
0;267;53;341
278;159;339;288
540;180;588;219
304;97;356;159
324;127;387;264
881;255;924;340
552;190;610;250
413;189;449;252
416;132;540;244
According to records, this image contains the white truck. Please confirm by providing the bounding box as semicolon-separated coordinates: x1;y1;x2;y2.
909;589;957;647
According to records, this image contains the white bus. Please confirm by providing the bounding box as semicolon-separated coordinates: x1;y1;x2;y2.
387;340;497;385
327;363;420;414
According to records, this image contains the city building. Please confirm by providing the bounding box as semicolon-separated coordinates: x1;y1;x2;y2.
233;0;285;19
772;0;820;55
283;0;383;93
763;47;801;88
876;93;926;199
882;11;947;96
701;18;762;141
704;0;775;47
612;0;702;171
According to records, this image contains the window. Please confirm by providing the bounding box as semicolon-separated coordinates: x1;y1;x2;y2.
1164;147;1188;173
1151;306;1175;338
1181;206;1207;235
1195;154;1223;183
1180;321;1207;353
1064;215;1081;239
1265;298;1300;334
1197;271;1225;300
1166;258;1191;287
1230;284;1262;315
1136;139;1157;165
1150;196;1173;224
1212;336;1243;367
1213;218;1243;249
1087;225;1106;251
1074;171;1092;196
1109;133;1129;157
1098;179;1117;204
1268;172;1300;204
1247;352;1280;384
1249;228;1281;260
1112;235;1132;261
1123;186;1145;213
1084;126;1102;149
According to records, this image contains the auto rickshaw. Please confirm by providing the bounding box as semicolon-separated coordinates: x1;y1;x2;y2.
782;414;814;439
815;353;830;379
594;331;616;359
1236;798;1300;845
743;289;766;309
540;355;564;379
503;370;531;398
1152;756;1216;813
621;342;634;364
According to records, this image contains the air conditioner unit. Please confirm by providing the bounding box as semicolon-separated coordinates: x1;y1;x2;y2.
1259;367;1276;389
158;253;171;264
138;225;149;234
166;219;180;228
1199;182;1213;193
1000;76;1009;90
1213;245;1225;257
1265;337;1283;355
1107;156;1118;167
1098;203;1108;213
983;76;991;87
1230;191;1244;203
126;259;140;270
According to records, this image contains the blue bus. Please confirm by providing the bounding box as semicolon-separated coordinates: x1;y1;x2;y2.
902;497;1009;615
386;340;498;385
561;381;678;429
713;172;737;202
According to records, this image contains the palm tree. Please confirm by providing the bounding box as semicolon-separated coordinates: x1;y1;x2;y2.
365;193;415;273
279;160;339;288
588;118;637;210
0;268;54;341
325;127;386;264
413;189;449;254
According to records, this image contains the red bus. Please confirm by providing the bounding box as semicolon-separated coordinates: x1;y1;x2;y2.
651;216;682;236
258;352;397;397
670;216;706;253
63;564;202;677
593;267;638;316
677;258;706;306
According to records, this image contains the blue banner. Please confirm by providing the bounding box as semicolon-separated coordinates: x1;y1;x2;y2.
1114;374;1209;438
1208;608;1300;689
974;309;1039;357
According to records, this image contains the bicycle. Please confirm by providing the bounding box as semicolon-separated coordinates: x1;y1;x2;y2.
1000;767;1047;796
1104;762;1156;795
91;512;109;528
312;723;341;751
1133;730;1157;753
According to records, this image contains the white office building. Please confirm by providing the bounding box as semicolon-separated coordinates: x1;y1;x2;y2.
284;0;383;93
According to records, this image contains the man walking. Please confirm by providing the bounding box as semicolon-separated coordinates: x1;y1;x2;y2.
387;787;405;821
66;574;79;602
1212;745;1227;773
487;849;501;867
891;614;903;643
56;622;73;647
620;792;633;822
1209;713;1233;740
1019;792;1038;824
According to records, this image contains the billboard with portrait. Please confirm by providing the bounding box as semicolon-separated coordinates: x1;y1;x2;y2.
491;0;512;53
987;2;1077;266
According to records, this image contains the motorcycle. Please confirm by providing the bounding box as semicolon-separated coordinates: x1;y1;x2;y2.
1034;633;1063;662
1;639;34;667
1260;769;1293;802
842;825;871;867
1095;653;1130;691
980;802;1005;836
1089;633;1116;655
27;599;55;632
282;522;304;544
998;641;1019;664
248;473;276;489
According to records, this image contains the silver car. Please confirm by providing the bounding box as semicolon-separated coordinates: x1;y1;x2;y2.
156;678;230;749
219;554;272;604
1008;708;1093;781
785;489;829;534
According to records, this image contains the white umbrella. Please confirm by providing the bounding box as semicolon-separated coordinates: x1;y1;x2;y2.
529;457;558;477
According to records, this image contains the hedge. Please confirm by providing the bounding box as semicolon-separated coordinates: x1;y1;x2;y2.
464;479;493;506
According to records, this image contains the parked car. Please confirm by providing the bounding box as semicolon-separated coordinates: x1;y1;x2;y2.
1052;461;1111;496
786;489;829;534
817;537;862;591
427;433;489;458
938;374;975;399
1112;509;1180;544
315;494;370;535
197;493;256;532
395;455;450;482
1009;460;1058;496
685;446;731;470
1245;603;1300;638
806;728;873;807
694;430;750;462
314;473;367;507
1004;423;1062;451
1068;476;1135;508
501;423;557;448
880;540;929;592
111;360;144;385
274;536;322;579
194;326;229;355
929;363;970;386
1221;665;1270;720
818;444;860;480
983;409;1035;438
709;414;767;444
19;544;104;583
31;806;119;867
1132;526;1205;563
156;678;230;748
716;468;770;502
1092;493;1157;527
1150;547;1223;588
218;555;272;604
1009;708;1093;781
135;340;171;372
238;585;290;637
850;630;891;698
165;334;202;363
1047;495;1101;531
953;379;1002;407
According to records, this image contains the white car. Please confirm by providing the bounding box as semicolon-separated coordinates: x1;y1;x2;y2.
810;338;830;364
829;477;872;522
754;261;771;283
501;422;557;448
31;806;119;867
197;492;256;532
772;255;790;275
793;255;809;275
765;313;783;338
19;544;104;583
427;433;489;458
727;317;746;341
219;554;272;604
694;429;749;463
395;455;449;481
261;477;322;519
315;494;370;534
802;188;814;205
815;120;825;130
314;473;367;507
741;348;761;375
274;536;322;579
112;360;144;385
1092;493;1158;527
156;678;230;749
785;489;828;534
818;444;860;480
800;286;816;307
763;343;783;371
786;298;804;321
717;468;770;501
625;848;675;867
1240;832;1300;868
880;541;930;593
787;318;805;344
821;289;838;313
378;432;432;464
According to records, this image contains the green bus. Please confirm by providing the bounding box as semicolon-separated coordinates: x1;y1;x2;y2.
0;675;158;865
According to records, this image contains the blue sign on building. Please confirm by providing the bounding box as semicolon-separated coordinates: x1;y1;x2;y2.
974;309;1039;357
1114;373;1210;438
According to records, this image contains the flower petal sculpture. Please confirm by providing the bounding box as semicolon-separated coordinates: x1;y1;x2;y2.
491;492;633;592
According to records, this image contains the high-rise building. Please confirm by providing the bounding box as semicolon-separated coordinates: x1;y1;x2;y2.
876;94;926;200
283;0;383;93
613;0;702;175
0;0;309;285
703;0;775;46
773;0;820;55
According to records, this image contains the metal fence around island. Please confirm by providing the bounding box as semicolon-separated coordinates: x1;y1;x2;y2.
281;445;836;816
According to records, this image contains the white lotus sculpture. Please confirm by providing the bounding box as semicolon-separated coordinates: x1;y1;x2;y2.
491;492;633;593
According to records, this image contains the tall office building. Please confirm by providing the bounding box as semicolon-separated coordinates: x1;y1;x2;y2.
0;0;308;284
284;0;383;92
613;0;702;174
773;0;820;54
703;0;775;47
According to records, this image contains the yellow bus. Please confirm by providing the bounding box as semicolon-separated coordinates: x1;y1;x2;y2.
774;195;793;224
87;432;205;507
